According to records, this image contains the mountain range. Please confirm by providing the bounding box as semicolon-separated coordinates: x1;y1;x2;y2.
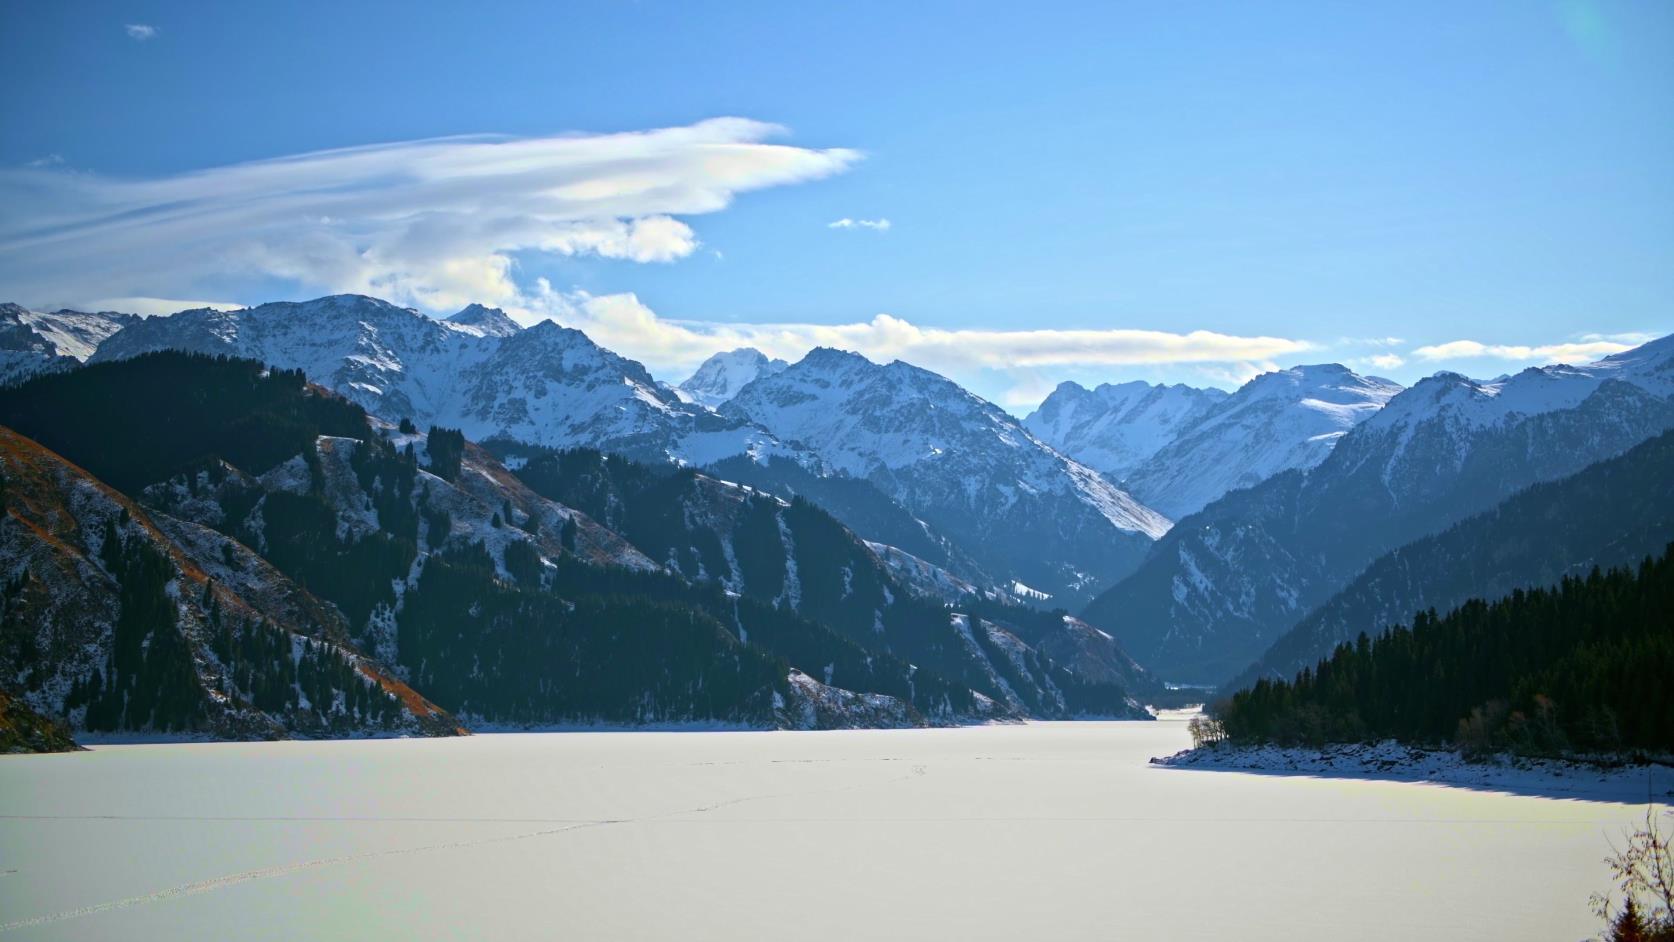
2;291;1670;745
83;296;1172;604
1083;335;1674;684
0;351;1157;742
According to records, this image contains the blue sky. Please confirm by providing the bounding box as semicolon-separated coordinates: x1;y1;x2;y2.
2;1;1670;407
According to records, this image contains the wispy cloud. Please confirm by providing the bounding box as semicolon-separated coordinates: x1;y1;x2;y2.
125;24;158;41
1;118;860;313
1410;338;1635;363
1578;331;1657;345
522;283;1311;387
828;217;891;232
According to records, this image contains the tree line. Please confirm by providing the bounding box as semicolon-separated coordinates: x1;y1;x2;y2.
1211;545;1674;756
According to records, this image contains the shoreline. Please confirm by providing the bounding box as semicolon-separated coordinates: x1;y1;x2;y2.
1152;740;1674;803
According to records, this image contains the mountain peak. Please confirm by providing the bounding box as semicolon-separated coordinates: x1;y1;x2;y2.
446;303;522;338
799;347;873;370
678;347;790;409
1025;378;1228;482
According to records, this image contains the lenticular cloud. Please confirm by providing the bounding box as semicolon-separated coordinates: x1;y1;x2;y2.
0;118;860;313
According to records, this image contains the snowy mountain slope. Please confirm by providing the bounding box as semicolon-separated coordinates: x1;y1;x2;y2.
1224;426;1674;695
865;541;982;601
1023;380;1226;479
452;320;788;465
0;425;462;740
9;352;1154;727
1033;615;1156;696
90;295;505;425
86;296;1147;605
700;453;995;589
678;347;789;409
91;295;787;468
1082;334;1674;685
0;303;138;386
1120;364;1403;519
445;303;523;338
508;448;1150;719
721;348;1171;605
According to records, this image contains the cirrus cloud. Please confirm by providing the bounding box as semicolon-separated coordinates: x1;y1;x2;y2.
0;118;860;313
125;24;158;41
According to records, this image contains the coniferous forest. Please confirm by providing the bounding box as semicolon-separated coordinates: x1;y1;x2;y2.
1213;546;1674;756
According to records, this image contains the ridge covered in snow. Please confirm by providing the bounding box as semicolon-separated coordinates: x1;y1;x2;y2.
1121;363;1403;518
90;294;788;467
1024;380;1226;479
678;347;789;409
0;302;139;385
444;303;523;338
722;347;1170;604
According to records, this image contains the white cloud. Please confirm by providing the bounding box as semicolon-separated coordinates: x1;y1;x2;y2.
1361;353;1405;370
517;283;1312;388
0;118;860;313
828;217;891;232
1410;338;1635;363
125;24;158;40
1578;331;1657;345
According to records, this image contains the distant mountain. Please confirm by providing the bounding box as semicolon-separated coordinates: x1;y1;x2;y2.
90;295;782;467
678;348;788;409
722;348;1171;605
0;303;138;386
1083;336;1674;685
1226;425;1674;695
1024;380;1226;479
1121;364;1402;519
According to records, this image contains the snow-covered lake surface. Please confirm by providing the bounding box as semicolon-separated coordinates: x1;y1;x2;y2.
0;714;1654;941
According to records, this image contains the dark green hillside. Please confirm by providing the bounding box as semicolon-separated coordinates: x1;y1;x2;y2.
0;351;370;494
1214;546;1674;755
1228;428;1674;695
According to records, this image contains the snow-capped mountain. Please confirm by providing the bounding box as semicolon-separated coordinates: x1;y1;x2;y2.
90;295;782;467
445;303;523;337
0;303;138;385
1;350;1158;733
85;294;1150;603
1023;380;1226;479
678;347;789;409
1119;364;1402;519
722;347;1171;605
1082;334;1674;684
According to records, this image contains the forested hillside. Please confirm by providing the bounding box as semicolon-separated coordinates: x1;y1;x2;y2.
1226;428;1674;694
1212;547;1674;755
0;353;1152;736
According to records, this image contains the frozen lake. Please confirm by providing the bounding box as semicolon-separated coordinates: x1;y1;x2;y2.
0;715;1651;940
